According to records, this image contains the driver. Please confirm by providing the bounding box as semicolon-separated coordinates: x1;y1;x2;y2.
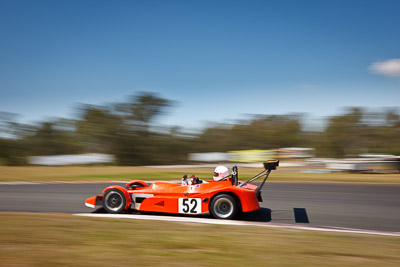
181;165;229;186
213;166;230;181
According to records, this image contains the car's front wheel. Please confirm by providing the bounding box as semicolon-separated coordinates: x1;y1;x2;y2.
210;194;238;219
103;189;127;213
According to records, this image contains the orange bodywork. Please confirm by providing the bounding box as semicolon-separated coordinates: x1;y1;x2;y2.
85;179;261;215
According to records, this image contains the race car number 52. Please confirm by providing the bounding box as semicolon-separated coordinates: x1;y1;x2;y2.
178;198;201;214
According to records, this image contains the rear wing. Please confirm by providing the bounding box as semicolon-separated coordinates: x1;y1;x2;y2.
263;160;279;171
238;160;279;194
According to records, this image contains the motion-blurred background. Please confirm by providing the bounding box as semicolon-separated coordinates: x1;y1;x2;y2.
1;0;399;171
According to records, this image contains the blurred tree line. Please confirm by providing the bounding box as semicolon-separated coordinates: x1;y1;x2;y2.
0;92;399;165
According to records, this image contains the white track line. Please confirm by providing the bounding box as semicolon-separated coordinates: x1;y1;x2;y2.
0;182;40;185
0;181;129;185
74;213;400;237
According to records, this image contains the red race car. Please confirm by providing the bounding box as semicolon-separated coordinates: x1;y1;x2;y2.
85;161;279;219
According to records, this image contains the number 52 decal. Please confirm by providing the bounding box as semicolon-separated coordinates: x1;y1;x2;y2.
178;198;202;214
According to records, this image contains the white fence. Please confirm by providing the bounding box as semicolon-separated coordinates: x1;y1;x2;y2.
28;153;115;166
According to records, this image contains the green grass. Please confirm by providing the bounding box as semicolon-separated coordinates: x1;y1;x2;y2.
0;213;399;266
72;172;400;183
72;172;185;180
0;166;399;183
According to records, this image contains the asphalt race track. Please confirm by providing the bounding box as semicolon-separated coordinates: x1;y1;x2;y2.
1;182;399;232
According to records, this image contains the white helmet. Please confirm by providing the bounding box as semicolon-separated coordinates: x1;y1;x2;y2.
213;166;229;181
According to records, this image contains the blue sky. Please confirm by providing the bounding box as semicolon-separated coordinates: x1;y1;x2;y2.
0;0;399;130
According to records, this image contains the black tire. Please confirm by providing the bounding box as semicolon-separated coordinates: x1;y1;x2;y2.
209;194;238;219
103;189;127;214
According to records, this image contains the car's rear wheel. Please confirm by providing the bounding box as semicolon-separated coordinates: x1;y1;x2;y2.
103;189;127;213
210;194;238;219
